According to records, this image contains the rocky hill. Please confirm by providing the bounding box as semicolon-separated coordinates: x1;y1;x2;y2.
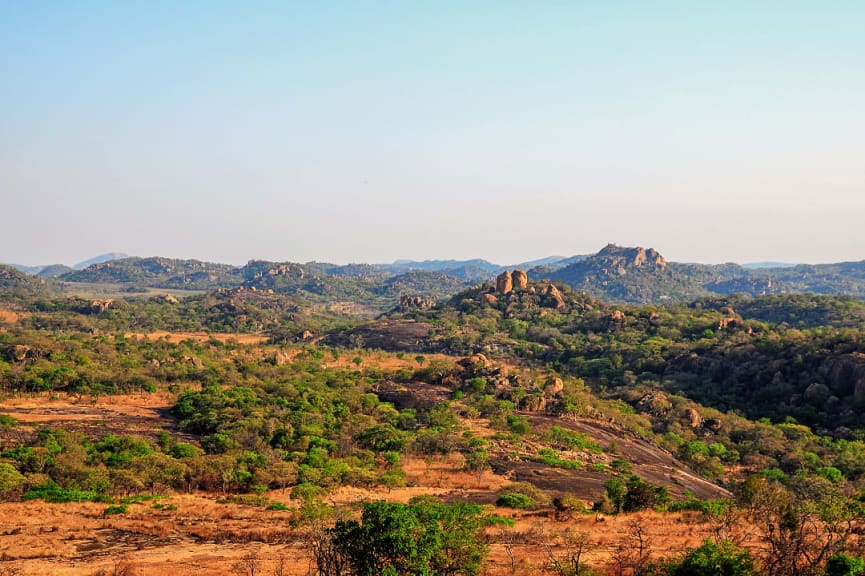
533;245;865;304
533;244;712;303
0;264;55;301
378;258;501;282
61;257;241;288
48;247;865;307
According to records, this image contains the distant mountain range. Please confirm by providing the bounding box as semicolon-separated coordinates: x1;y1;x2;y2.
741;261;797;269
3;246;865;306
5;252;129;278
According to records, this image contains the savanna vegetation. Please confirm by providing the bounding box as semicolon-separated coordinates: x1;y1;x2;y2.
3;257;865;574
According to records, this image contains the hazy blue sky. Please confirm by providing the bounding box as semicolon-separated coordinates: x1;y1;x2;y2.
2;1;863;266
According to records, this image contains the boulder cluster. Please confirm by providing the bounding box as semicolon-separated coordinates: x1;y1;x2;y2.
398;295;436;311
474;270;566;314
441;353;568;413
495;269;528;294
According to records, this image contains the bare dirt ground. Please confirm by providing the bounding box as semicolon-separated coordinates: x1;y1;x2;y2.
0;466;726;576
0;309;27;324
0;392;196;444
0;350;733;575
125;332;268;345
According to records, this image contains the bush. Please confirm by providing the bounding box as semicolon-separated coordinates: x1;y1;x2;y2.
22;481;111;503
553;494;588;516
323;500;488;576
0;462;26;497
825;553;865;576
534;448;583;470
659;539;757;576
497;482;551;507
103;505;127;516
496;493;535;509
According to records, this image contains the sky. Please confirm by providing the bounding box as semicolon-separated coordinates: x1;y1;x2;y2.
1;1;864;267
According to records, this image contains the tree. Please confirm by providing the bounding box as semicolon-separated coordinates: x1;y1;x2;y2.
319;500;488;576
662;539;757;576
736;475;865;576
0;462;25;498
825;554;865;576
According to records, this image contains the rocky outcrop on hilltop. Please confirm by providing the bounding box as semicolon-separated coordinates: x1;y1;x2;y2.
543;284;566;310
251;263;305;280
512;269;528;290
596;244;667;274
397;295;436;311
496;269;529;294
496;271;513;294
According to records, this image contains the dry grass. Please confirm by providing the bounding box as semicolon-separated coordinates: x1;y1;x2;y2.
0;391;198;444
0;489;729;575
0;352;742;574
321;350;456;371
125;331;268;345
0;309;27;324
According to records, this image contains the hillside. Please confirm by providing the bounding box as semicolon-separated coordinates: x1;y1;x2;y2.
533;244;710;303
534;244;865;304
50;247;865;310
0;264;55;302
61;256;241;288
4;266;865;575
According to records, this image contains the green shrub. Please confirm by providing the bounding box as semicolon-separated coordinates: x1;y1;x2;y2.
23;481;111;503
496;492;535;509
326;500;488;576
103;505;127;516
825;553;865;576
533;448;583;470
660;539;757;576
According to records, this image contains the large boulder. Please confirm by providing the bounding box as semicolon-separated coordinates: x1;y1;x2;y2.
496;271;513;294
543;376;564;398
803;382;832;406
512;269;528;290
824;354;865;400
520;394;547;412
683;408;702;429
543;284;565;310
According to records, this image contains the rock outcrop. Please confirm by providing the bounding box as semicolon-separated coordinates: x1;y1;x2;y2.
398;295;436;311
824;354;865;401
543;376;564;397
512;269;528;290
703;418;723;433
543;284;566;310
597;244;667;271
496;271;513;294
89;299;114;313
683;408;702;429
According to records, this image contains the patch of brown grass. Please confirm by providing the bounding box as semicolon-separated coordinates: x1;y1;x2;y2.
0;309;26;324
125;331;268;345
